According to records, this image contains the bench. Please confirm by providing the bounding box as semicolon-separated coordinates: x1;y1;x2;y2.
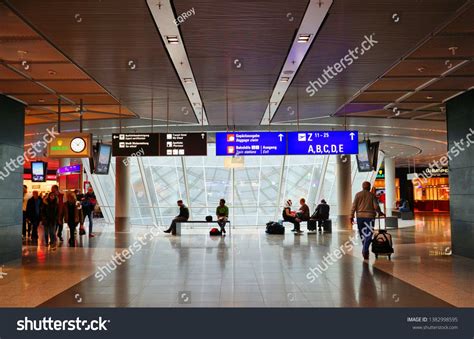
282;220;332;233
401;211;414;220
175;220;231;235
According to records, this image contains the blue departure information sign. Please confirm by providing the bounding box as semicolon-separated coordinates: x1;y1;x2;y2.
215;132;286;156
286;131;358;155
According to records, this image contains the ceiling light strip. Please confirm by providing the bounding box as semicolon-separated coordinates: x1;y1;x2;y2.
147;0;208;125
260;0;333;125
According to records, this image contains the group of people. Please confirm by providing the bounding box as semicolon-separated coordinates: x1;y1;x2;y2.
282;198;330;234
22;185;97;248
164;199;229;235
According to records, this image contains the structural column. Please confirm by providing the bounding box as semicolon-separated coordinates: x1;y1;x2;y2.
0;95;25;264
336;155;352;229
115;156;130;232
384;157;397;215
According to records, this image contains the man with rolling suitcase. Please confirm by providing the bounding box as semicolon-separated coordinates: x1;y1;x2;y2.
351;181;384;260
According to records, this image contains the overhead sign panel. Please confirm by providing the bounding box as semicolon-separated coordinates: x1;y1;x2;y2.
112;133;207;157
159;133;207;156
112;133;159;157
286;131;359;155
215;132;286;156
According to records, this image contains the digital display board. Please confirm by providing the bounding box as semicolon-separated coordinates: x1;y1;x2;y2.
159;133;207;156
286;131;358;155
356;141;372;172
31;161;47;182
95;144;112;174
112;133;159;157
215;132;286;156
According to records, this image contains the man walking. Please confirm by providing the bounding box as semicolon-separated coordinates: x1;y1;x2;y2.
351;181;384;260
26;191;42;242
164;200;189;235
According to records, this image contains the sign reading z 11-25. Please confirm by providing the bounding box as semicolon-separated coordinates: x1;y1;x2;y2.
112;133;207;157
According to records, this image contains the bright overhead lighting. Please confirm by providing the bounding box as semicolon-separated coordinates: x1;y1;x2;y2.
166;35;179;44
280;77;290;82
183;78;193;83
297;34;312;43
426;96;433;100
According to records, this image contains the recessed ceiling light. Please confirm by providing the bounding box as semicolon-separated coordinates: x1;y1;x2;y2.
297;34;312;43
166;36;179;44
48;70;57;76
183;78;193;83
38;99;45;103
280;77;290;82
283;70;294;75
17;50;28;55
426;96;433;100
417;66;425;73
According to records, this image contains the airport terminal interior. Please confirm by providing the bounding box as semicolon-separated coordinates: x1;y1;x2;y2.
0;0;473;308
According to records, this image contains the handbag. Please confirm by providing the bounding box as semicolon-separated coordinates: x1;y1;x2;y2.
79;225;86;235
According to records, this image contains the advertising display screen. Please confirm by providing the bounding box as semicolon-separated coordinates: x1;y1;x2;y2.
215;132;287;156
95;144;112;174
31;161;47;182
356;141;372;172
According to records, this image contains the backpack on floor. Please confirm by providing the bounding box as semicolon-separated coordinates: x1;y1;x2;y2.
209;227;222;236
265;221;285;234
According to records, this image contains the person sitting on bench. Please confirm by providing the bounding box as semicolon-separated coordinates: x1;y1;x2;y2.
399;199;411;213
296;198;310;223
216;198;229;235
282;199;302;234
164;200;189;235
312;199;330;232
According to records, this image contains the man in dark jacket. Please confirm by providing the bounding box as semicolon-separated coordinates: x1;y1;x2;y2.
26;191;42;241
164;200;189;235
82;187;97;238
312;199;330;232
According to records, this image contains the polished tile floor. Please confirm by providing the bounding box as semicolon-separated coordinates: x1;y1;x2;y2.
1;213;472;308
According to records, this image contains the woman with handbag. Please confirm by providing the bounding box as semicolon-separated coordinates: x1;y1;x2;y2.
64;192;83;247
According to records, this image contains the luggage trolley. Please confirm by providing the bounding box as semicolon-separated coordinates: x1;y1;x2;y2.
371;217;394;260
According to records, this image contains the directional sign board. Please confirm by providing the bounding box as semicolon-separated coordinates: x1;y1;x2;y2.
215;132;287;156
159;133;207;156
112;133;159;157
287;131;358;155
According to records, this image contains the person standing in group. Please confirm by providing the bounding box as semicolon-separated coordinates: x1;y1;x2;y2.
216;199;229;235
26;191;42;242
282;199;301;234
82;187;97;238
22;185;31;240
50;185;64;242
64;192;83;247
351;181;384;260
42;192;59;249
164;200;189;235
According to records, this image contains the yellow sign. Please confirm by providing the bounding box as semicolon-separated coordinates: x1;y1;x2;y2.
47;133;92;158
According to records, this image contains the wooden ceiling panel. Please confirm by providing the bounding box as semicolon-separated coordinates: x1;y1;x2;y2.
41;80;106;94
402;90;461;103
408;35;474;59
9;62;90;80
365;77;429;91
353;91;406;103
424;76;474;91
0;64;24;79
0;79;50;93
385;59;466;77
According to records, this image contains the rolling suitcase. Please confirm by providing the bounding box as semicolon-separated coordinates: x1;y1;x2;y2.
371;217;394;260
307;219;317;231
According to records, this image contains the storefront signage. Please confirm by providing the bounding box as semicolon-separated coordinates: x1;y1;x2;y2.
47;133;92;158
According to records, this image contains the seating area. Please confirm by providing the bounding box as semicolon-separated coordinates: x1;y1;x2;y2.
175;220;232;235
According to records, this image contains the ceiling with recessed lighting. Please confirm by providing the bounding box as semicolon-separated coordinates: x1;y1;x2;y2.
1;0;473;167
